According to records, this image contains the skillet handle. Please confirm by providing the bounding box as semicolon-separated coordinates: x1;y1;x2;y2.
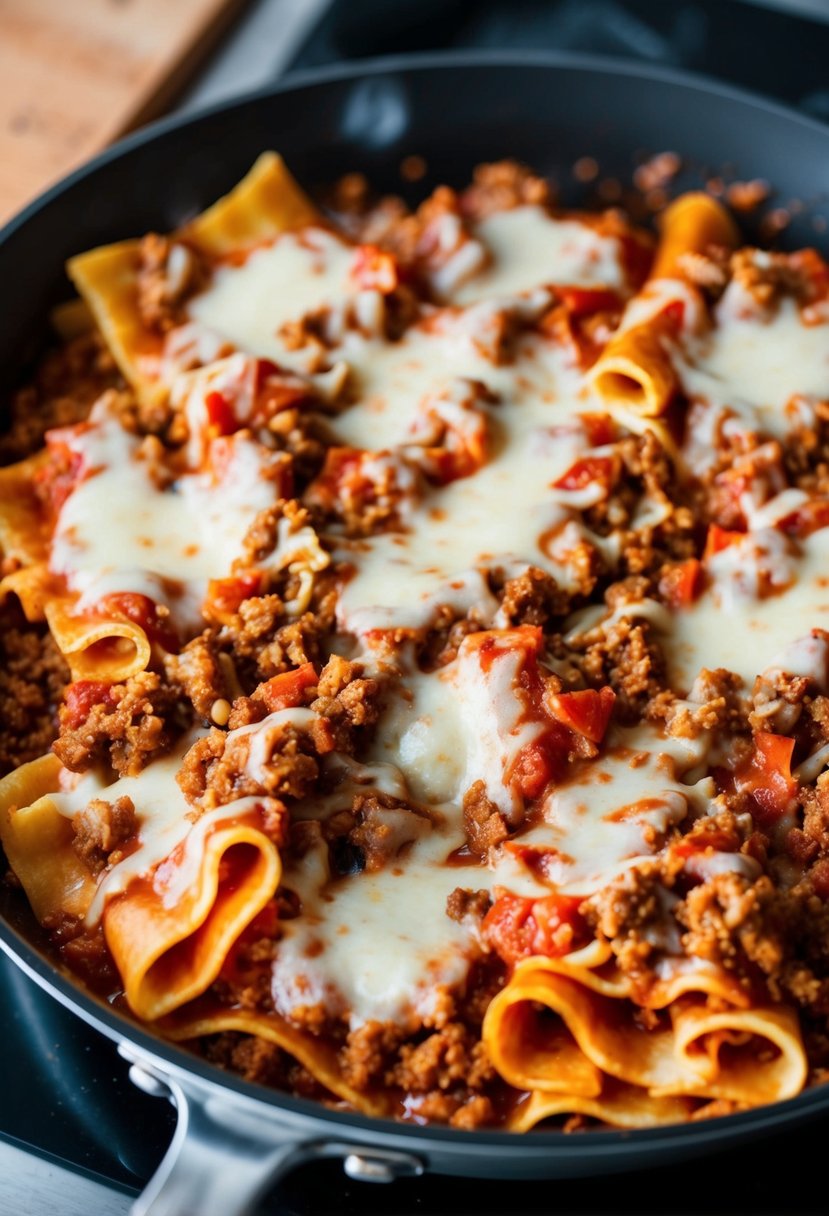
129;1067;312;1216
122;1048;425;1216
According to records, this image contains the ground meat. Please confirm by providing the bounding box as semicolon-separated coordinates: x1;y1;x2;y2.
165;633;232;721
460;160;551;219
462;782;509;856
449;1094;496;1129
310;655;383;751
345;793;431;872
781;399;829;497
495;566;569;628
727;247;818;309
53;671;183;776
800;781;829;856
0;602;68;775
650;668;748;737
40;912;118;991
341;1020;405;1091
219;597;333;685
202;1032;289;1087
177;720;319;809
0;330;120;465
749;667;813;736
676;249;729;294
446;887;492;926
390;1023;495;1092
136;234;205;333
574;612;668;722
71;795;137;875
583;861;668;977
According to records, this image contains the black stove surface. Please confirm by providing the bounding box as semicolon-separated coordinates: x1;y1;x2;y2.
5;2;829;1211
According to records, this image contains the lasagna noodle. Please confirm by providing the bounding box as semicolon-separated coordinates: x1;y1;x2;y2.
590;317;680;417
0;755;95;921
650;192;739;283
591;192;738;417
163;1006;390;1117
66;153;322;397
44;596;153;683
0;453;50;568
484;954;807;1105
507;1081;696;1132
103;810;281;1021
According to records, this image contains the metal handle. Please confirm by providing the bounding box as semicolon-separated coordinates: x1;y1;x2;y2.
121;1048;424;1216
128;1065;309;1216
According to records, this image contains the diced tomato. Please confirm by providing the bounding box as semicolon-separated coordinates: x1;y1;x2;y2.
734;732;797;824
34;440;84;516
255;359;310;414
350;245;400;294
552;455;616;494
483;890;587;965
673;826;741;860
580;413;617;447
61;679;116;729
779;499;829;540
259;662;318;712
97;592;179;652
512;736;562;800
659;298;685;332
205;390;238;436
553;285;623;317
309;447;366;508
473;625;543;673
548;687;616;744
703;523;744;561
204;572;263;625
658;558;703;609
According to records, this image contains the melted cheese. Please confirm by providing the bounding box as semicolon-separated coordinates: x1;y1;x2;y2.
188;228;355;356
269;657;714;1026
678;295;829;440
331;332;609;635
452;208;624;305
53;737;200;924
668;527;829;689
513;725;713;895
51;401;281;632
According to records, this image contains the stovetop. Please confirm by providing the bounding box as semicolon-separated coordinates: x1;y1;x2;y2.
6;1;829;1211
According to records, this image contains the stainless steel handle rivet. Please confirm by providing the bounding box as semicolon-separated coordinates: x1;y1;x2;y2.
343;1150;424;1183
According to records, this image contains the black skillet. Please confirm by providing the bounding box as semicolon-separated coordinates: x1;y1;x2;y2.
3;52;829;1216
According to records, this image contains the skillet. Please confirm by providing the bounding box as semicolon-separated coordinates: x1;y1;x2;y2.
3;51;829;1216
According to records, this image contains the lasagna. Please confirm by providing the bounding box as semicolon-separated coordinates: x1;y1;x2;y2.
2;154;829;1130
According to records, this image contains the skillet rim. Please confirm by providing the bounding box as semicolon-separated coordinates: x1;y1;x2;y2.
2;47;829;1156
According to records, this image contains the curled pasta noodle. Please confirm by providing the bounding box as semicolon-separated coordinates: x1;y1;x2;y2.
591;192;738;417
44;596;153;682
508;1082;696;1132
104;810;281;1020
590;320;679;417
484;955;807;1106
0;756;96;921
651;192;740;283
